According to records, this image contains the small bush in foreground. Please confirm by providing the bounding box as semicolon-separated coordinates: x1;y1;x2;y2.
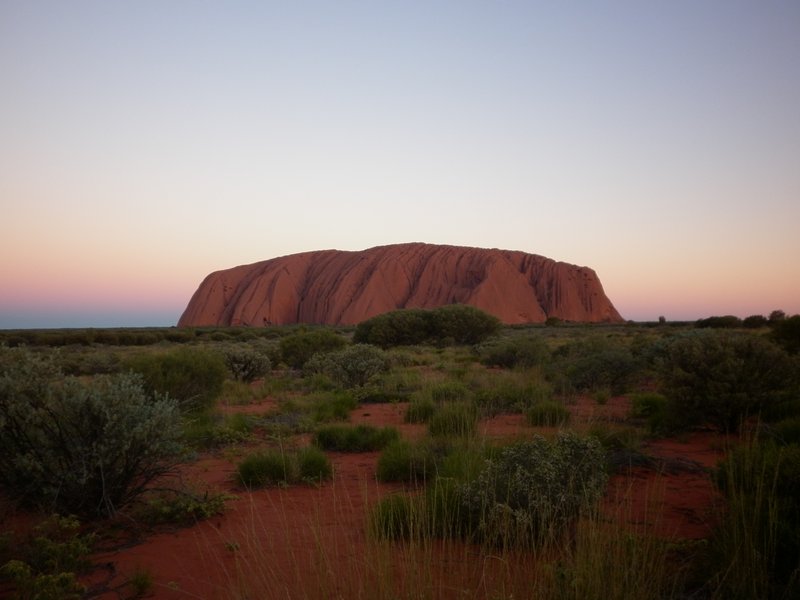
313;424;400;452
236;447;333;488
222;345;271;382
279;330;347;369
462;432;607;548
297;446;333;482
376;440;437;483
0;349;182;517
404;397;436;423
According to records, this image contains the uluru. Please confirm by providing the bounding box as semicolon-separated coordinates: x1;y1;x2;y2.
178;243;624;327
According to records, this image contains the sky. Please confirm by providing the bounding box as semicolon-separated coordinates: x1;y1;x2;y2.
1;1;798;328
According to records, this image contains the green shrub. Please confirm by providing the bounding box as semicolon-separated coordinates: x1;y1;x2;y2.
771;315;800;354
126;347;226;413
474;378;552;416
428;402;478;438
628;392;669;433
461;432;607;548
369;493;420;540
710;440;800;598
236;450;293;488
525;400;571;427
0;515;93;600
659;331;797;432
182;412;253;449
0;349;182;517
134;487;230;525
305;344;390;388
354;305;500;348
313;424;400;452
404;397;436;423
279;329;347;369
236;446;333;489
551;337;641;395
696;315;743;329
376;440;437;483
297;446;333;482
476;335;550;369
222;345;271;382
768;417;800;446
307;390;358;422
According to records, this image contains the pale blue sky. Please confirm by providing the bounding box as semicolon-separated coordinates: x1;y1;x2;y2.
1;1;798;327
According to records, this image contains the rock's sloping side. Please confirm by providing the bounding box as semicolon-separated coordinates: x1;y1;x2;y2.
177;243;624;326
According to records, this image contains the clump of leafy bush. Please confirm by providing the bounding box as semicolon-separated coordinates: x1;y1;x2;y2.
771;314;800;354
1;515;93;600
376;440;438;483
628;392;669;433
476;335;550;369
222;345;271;382
305;344;390;388
353;305;500;348
236;446;333;487
428;402;478;438
134;487;231;526
550;337;641;395
461;433;607;548
182;412;253;449
279;329;347;369
525;400;571;427
126;347;226;413
313;424;400;452
0;348;182;517
658;331;797;432
473;377;552;416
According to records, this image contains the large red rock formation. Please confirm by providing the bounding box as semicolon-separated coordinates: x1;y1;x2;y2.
178;243;624;327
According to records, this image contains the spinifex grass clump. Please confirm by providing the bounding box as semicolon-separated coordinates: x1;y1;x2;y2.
525;399;571;427
236;446;332;488
313;424;400;452
376;439;441;483
462;432;607;548
428;401;478;438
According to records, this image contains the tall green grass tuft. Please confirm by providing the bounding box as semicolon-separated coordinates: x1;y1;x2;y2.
313;424;400;452
428;401;478;438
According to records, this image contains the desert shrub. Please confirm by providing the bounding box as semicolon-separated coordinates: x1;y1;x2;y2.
304;343;390;388
353;309;433;348
376;440;437;483
696;315;743;329
236;450;293;488
474;378;553;416
771;315;800;354
222;345;271;382
709;440;800;598
428;402;478;438
525;400;571;427
743;314;769;329
307;390;358;422
279;329;347;369
461;432;607;548
0;515;93;600
768;417;800;446
297;446;333;482
476;335;550;369
404;397;436;423
658;331;797;432
125;347;226;413
369;493;420;540
629;392;669;433
313;424;400;452
182;412;253;449
353;305;500;348
0;349;182;517
428;380;471;403
550;337;642;395
133;487;230;525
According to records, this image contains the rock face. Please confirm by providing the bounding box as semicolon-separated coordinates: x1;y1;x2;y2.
178;243;624;327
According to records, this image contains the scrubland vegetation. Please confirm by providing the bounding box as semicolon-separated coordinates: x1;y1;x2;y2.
1;305;799;598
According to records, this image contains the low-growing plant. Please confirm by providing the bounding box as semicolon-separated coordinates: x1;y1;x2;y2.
304;344;390;388
525;400;571;427
133;487;231;526
404;397;436;423
461;432;607;548
473;377;552;416
0;514;93;600
126;346;227;413
476;334;550;369
236;447;333;488
428;402;478;438
222;345;272;382
182;412;253;449
629;391;669;433
376;439;437;483
313;424;400;452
